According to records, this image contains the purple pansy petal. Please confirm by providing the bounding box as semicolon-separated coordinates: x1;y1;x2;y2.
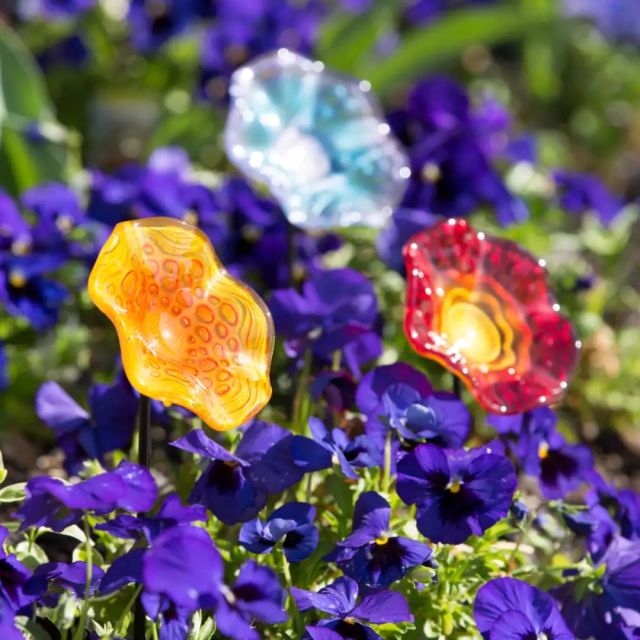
350;590;413;624
356;363;432;417
305;627;344;640
229;560;287;623
489;610;538;640
35;382;89;434
235;421;289;461
475;577;573;640
284;523;319;563
143;525;223;611
396;443;449;506
171;429;246;465
111;461;158;513
341;492;390;547
100;548;145;595
319;619;382;640
292;576;359;617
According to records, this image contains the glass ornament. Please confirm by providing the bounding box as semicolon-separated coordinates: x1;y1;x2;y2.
224;49;410;229
403;219;580;414
88;217;274;431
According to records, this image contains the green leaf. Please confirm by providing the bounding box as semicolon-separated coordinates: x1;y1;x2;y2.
0;25;74;195
317;3;396;73
0;450;6;485
0;482;26;503
15;616;52;640
362;6;552;96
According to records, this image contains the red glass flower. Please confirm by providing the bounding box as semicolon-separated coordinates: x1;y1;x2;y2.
403;219;580;414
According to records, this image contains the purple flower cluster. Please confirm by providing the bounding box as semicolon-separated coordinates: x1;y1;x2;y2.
0;183;92;330
4;3;640;638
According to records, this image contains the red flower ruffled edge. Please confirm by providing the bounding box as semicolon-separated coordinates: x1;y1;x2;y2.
402;218;580;414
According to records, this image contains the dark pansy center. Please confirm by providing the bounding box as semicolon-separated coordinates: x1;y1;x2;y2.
284;530;303;549
330;620;372;640
206;461;243;494
540;449;579;486
233;583;264;603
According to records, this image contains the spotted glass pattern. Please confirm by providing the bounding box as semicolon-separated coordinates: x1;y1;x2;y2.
224;49;410;229
403;219;580;414
88;218;274;430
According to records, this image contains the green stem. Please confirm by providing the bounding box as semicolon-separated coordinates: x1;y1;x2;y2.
305;472;313;503
281;554;292;588
151;621;159;640
292;348;312;433
281;553;303;636
381;431;392;495
73;519;94;640
115;584;143;636
507;506;539;572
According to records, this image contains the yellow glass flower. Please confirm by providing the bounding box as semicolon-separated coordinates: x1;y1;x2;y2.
88;217;274;431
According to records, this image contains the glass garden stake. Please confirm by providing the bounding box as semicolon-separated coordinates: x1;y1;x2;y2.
88;217;275;636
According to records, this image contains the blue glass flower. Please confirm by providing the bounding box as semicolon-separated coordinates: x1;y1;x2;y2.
224;49;410;229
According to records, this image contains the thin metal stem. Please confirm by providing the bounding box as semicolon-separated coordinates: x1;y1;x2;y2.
138;395;151;468
134;395;151;640
452;374;462;398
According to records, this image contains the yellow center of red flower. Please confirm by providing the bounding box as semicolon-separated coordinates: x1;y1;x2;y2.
444;301;501;364
437;287;518;371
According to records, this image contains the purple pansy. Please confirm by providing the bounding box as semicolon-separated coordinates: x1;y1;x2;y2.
19;0;96;20
239;502;318;562
171;422;331;524
389;75;527;226
474;577;573;640
311;371;357;416
24;562;104;607
405;0;496;24
309;417;380;479
35;375;138;473
376;207;439;273
357;363;470;452
143;525;223;612
553;169;624;227
581;473;640;559
0;253;67;330
269;268;382;376
556;537;640;639
356;363;433;417
17;461;157;532
198;0;324;103
397;442;517;544
292;575;413;640
37;34;90;69
0;190;31;254
97;493;206;543
489;409;593;499
325;492;431;588
0;544;36;615
21;182;86;253
563;0;640;44
127;0;202;51
216;560;287;640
